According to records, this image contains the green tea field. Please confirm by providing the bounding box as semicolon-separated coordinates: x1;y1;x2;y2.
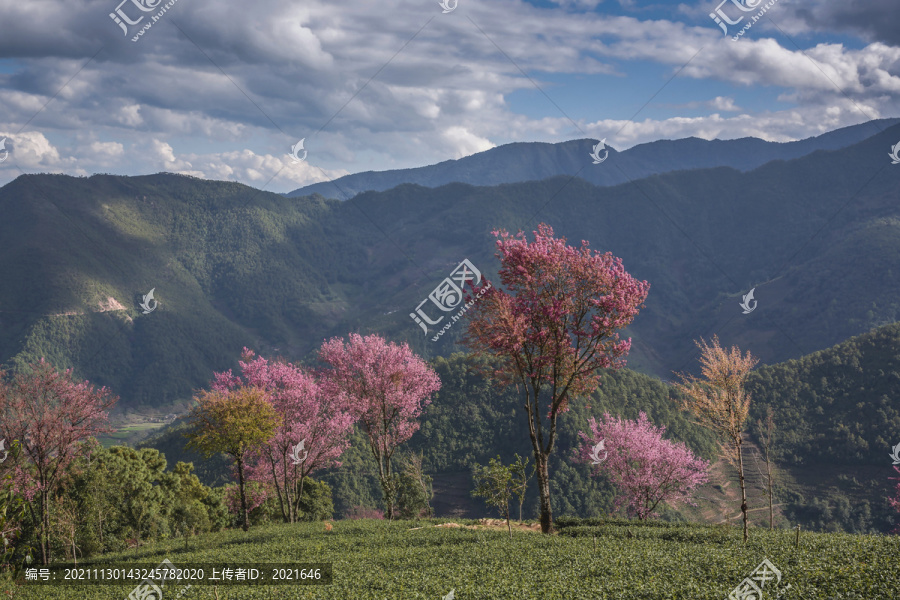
7;519;898;599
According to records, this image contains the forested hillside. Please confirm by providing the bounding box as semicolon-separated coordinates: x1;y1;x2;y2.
746;322;900;466
3;124;900;415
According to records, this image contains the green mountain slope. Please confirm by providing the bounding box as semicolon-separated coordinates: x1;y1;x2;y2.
2;123;900;412
741;322;900;533
747;321;900;467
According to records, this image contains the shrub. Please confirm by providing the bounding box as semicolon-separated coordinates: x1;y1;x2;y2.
203;487;230;532
298;478;334;522
396;453;434;519
344;505;385;520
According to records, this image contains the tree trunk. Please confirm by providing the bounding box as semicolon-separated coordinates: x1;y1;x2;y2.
293;476;306;523
71;523;77;566
536;454;553;534
382;471;396;521
237;457;250;532
271;453;289;524
736;442;748;542
288;465;298;524
765;448;774;530
376;453;396;520
40;490;49;565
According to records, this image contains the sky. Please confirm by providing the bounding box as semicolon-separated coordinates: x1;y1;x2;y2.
0;0;898;194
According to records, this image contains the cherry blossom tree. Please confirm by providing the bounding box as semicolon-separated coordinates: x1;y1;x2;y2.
463;224;650;533
0;359;118;564
577;412;709;520
318;334;441;519
213;349;356;523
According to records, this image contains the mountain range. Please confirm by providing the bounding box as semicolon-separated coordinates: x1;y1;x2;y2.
2;120;900;412
287;118;900;200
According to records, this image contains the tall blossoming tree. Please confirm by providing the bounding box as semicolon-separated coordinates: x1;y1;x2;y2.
577;412;709;520
674;336;759;542
464;224;649;533
319;334;441;519
0;359;118;564
213;349;356;523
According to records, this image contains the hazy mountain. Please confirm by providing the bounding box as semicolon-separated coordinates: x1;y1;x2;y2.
286;118;900;200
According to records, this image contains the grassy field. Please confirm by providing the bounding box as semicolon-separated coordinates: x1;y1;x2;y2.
5;519;898;599
96;422;169;448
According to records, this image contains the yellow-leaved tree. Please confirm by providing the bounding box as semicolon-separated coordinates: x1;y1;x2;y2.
674;336;758;542
185;387;280;531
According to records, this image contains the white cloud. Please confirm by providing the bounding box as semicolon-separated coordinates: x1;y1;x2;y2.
664;96;742;112
0;0;896;191
138;142;348;189
0;131;63;168
87;141;125;159
439;126;496;158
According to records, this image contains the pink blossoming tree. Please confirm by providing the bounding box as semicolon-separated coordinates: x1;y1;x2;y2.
464;224;650;533
213;349;356;523
577;411;709;520
223;481;269;521
0;359;118;564
318;334;441;520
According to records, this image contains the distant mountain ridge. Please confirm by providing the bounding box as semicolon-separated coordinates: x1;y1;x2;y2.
287;118;900;200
